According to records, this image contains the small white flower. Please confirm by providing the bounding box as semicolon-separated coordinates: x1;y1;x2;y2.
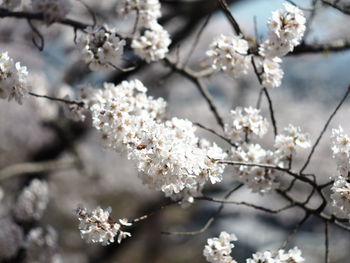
131;23;171;63
331;126;350;177
203;232;237;263
259;2;306;58
330;176;350;219
260;57;284;88
207;34;251;76
274;124;311;160
77;26;126;71
230;143;280;194
0;52;28;104
224;106;269;142
75;206;132;246
117;0;161;29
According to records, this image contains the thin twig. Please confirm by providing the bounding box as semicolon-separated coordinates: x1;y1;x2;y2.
27;19;44;51
263;88;278;137
196;196;295;214
322;0;350;15
194;122;236;147
279;213;310;250
183;14;212;67
300;84;350;173
325;220;330;263
162;184;243;236
28;92;85;107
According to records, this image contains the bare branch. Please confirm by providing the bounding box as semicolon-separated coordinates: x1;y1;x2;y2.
300;84;350;174
28;92;85;107
325;220;330;263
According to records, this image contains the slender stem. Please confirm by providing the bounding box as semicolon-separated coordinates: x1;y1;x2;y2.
300;85;350;173
325;220;330;263
29;92;85;107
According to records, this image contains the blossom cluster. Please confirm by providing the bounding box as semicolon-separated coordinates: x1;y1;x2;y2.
259;2;306;58
206;34;250;77
117;0;161;28
330;127;350;219
31;0;71;24
78;26;126;71
331;126;350;177
117;0;171;62
203;231;237;263
258;2;306;88
274;124;311;162
75;206;132;245
203;233;304;263
14;179;50;222
246;247;304;263
131;23;171;63
224;106;269;142
79;80;226;203
0;52;28;104
230;143;280;194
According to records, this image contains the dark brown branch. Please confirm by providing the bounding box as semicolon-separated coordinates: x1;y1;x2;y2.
194;122;236;147
263;88;278;137
291;40;350;55
28;92;85;107
322;0;350;15
325;220;330;263
300;84;350;173
196;196;295;214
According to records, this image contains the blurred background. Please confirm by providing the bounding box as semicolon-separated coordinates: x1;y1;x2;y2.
1;0;350;262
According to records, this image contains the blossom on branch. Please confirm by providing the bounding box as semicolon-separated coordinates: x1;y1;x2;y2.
131;23;171;63
224;106;269;142
274;124;311;161
117;0;161;29
246;246;304;263
78;26;126;71
203;231;237;263
259;2;306;58
260;57;284;88
230;143;280;194
331;126;350;177
75;206;132;245
85;80;226;204
207;34;251;76
331;176;350;219
0;52;28;104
